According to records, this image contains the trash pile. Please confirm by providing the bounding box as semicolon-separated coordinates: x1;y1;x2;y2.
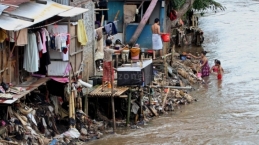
0;52;204;144
0;89;104;144
128;53;202;126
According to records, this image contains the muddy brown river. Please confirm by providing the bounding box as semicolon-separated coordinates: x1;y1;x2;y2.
88;0;259;144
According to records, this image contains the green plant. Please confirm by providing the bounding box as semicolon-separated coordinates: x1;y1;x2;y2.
192;0;225;11
171;0;225;11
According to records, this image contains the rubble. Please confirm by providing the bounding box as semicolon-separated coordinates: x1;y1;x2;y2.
0;92;105;145
127;52;202;128
0;52;203;144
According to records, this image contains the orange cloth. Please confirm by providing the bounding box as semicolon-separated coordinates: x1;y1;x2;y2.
130;47;140;57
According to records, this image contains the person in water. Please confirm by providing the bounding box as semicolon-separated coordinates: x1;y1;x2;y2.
211;59;219;73
188;51;210;77
216;60;224;80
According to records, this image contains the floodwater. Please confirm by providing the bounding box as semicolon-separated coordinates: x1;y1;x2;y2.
88;0;259;144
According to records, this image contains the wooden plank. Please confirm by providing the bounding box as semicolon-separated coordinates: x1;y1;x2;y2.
128;0;158;46
70;49;84;56
89;85;129;97
148;106;158;116
75;52;82;72
70;25;76;75
0;77;50;104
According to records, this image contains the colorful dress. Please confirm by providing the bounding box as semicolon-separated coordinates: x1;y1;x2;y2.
201;60;210;77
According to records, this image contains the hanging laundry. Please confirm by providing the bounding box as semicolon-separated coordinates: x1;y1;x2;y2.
50;35;55;49
77;19;88;45
63;35;70;54
36;32;43;52
35;34;51;75
104;23;112;35
23;33;39;72
95;28;103;41
41;28;47;53
16;28;28;46
0;29;7;43
43;28;50;41
55;35;61;51
106;22;118;35
95;37;104;61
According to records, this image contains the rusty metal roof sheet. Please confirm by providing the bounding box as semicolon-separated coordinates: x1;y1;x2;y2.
0;0;29;12
0;1;88;31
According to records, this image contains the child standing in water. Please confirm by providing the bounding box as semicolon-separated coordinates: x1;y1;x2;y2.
210;59;219;74
216;60;224;80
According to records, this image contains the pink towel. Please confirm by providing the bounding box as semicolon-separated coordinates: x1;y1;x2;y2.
51;77;69;83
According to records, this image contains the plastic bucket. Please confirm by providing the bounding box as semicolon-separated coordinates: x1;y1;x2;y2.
131;47;140;60
161;33;170;42
197;73;202;78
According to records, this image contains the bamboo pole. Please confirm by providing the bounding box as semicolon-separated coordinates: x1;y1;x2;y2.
72;90;76;120
148;85;152;105
69;92;72;118
150;85;192;90
101;15;104;27
114;10;120;21
115;53;119;68
163;57;167;78
84;88;88;116
126;88;131;126
140;88;143;116
161;53;172;59
171;45;175;65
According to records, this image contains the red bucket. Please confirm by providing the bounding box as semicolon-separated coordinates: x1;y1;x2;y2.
161;33;170;42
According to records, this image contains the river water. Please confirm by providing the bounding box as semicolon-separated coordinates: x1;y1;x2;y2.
88;0;259;144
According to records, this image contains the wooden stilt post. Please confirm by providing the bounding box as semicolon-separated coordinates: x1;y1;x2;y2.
110;60;116;133
148;85;152;105
126;87;131;126
140;88;143;118
84;88;88;116
164;57;167;78
115;53;119;68
171;45;175;66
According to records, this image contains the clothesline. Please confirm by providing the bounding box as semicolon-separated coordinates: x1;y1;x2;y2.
95;20;119;30
28;18;65;30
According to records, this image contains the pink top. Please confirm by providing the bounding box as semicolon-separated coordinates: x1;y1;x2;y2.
212;66;218;72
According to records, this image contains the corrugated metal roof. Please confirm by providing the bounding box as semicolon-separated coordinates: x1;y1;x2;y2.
57;7;88;17
52;0;69;6
0;1;88;31
0;5;9;15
